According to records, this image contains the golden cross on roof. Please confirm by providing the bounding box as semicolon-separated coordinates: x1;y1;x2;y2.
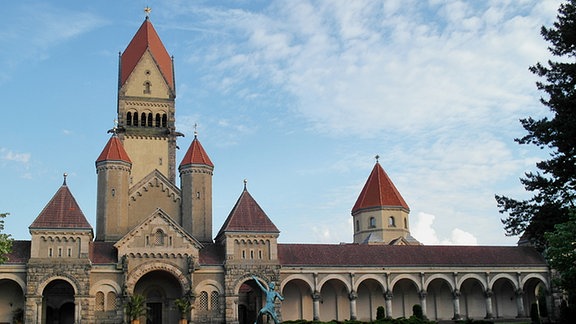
144;6;152;18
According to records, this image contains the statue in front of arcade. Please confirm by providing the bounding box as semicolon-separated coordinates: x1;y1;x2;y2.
252;275;284;324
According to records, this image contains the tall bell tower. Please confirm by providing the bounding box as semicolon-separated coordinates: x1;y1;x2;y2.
115;16;178;184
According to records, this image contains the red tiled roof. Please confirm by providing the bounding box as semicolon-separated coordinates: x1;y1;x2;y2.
90;241;117;264
179;136;213;167
352;162;409;214
199;243;225;265
120;17;174;90
216;189;280;238
96;135;132;163
4;240;30;263
29;183;92;230
278;244;546;267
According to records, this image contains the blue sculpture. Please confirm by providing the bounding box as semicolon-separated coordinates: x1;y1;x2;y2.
252;275;284;324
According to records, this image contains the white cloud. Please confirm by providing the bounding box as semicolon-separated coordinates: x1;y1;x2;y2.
412;212;478;245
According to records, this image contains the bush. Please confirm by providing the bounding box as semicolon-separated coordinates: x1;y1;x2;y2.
376;306;386;320
412;304;423;320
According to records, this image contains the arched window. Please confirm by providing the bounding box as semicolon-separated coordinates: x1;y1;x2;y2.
155;114;161;127
198;291;208;311
141;113;146;126
95;292;104;311
155;229;164;246
162;114;167;127
147;113;153;126
355;220;360;232
404;218;408;229
133;112;138;126
127;112;132;126
106;292;117;310
143;81;151;94
389;216;396;227
210;291;220;311
369;217;376;228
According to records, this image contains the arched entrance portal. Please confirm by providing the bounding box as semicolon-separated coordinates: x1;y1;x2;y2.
238;279;263;324
133;270;184;324
0;279;25;323
43;279;75;324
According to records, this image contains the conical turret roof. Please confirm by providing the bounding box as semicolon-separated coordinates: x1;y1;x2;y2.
120;17;174;91
30;178;92;230
352;162;409;214
96;135;132;163
180;135;213;167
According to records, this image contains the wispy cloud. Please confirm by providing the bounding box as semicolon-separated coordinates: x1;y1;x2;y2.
0;3;106;83
1;148;31;164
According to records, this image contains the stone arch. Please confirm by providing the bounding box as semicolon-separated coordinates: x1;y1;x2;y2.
521;273;549;290
390;276;420;319
280;274;314;293
354;274;386;292
355;275;386;321
424;273;455;291
0;274;26;294
126;261;189;295
90;279;122;296
489;273;518;290
389;273;421;291
36;274;79;296
281;276;314;321
460;276;487;319
317;274;351;293
457;273;486;291
195;279;224;295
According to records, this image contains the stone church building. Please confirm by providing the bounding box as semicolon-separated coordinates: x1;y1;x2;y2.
0;17;551;324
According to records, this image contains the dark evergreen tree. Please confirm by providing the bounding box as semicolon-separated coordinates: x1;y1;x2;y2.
495;0;576;251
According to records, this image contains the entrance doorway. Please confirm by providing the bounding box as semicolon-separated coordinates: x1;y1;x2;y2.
238;279;263;324
147;302;162;324
43;279;75;324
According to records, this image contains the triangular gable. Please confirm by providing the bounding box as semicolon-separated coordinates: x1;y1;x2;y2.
216;188;279;239
129;169;180;203
30;182;92;231
114;208;203;257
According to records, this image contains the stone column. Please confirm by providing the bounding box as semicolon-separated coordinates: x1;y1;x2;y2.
349;291;358;320
516;289;525;318
384;290;393;319
484;289;494;319
419;290;428;318
452;289;462;320
312;291;321;321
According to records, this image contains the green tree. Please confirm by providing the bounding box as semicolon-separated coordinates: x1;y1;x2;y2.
545;212;576;307
495;0;576;251
0;213;13;264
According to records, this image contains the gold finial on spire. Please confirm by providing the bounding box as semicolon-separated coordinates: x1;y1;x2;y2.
144;6;152;18
63;173;68;186
243;179;248;190
194;123;198;138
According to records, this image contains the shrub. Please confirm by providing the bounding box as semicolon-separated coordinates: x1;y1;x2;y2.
376;306;386;320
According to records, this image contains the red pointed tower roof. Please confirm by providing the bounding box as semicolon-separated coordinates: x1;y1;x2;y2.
352;162;410;215
216;184;279;238
96;135;132;163
120;17;174;90
180;135;213;167
30;177;92;230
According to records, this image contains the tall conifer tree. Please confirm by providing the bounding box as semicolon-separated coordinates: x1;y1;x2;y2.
495;0;576;251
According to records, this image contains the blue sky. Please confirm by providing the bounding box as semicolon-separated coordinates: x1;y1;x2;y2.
0;0;561;245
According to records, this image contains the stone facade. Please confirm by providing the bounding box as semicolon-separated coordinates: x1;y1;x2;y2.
0;16;554;324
